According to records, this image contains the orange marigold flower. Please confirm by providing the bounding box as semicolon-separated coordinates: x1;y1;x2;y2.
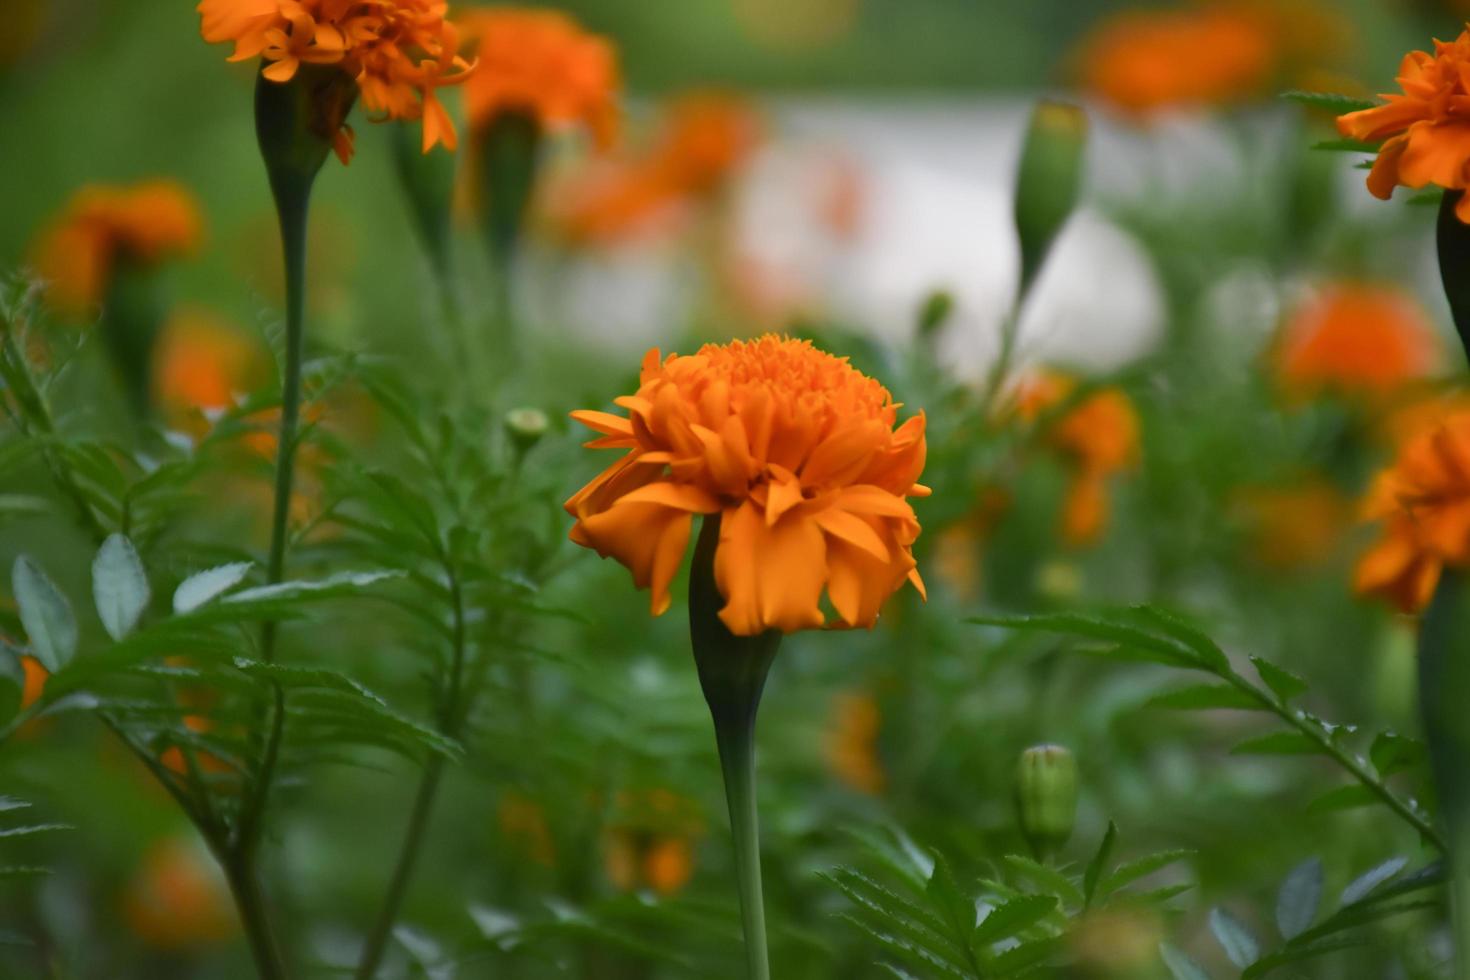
566;335;927;636
604;789;702;896
153;307;269;418
123;838;236;949
1337;27;1470;222
32;180;202;315
1273;284;1439;399
1015;371;1140;547
1356;411;1470;612
1076;6;1276;115
1235;479;1351;569
196;0;473;157
20;656;46;711
458;7;619;146
550;92;760;246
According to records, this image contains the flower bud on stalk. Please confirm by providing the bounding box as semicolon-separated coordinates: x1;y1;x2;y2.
1013;102;1087;300
99;260;165;419
1015;744;1078;860
504;407;549;456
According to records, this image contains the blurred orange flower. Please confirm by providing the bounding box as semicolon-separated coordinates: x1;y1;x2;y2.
458;7;619;146
1077;6;1275;115
1356;411;1470;612
1338;28;1470;221
553;92;761;246
566;335;927;635
1236;479;1351;569
123;838;236;949
153;307;269;422
1077;1;1349;117
20;656;46;711
604;789;701;896
32;180;202;315
1272;284;1439;400
1015;371;1140;548
498;791;557;867
196;0;473;157
824;691;885;795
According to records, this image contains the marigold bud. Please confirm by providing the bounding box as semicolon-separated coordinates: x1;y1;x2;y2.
391;118;457;277
505;407;549;453
1015;743;1078;859
916;290;954;340
1013;101;1087;298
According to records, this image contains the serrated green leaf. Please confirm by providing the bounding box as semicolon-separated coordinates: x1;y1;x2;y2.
1127;606;1231;673
1100;849;1195;898
173;562;253;613
968;613;1200;670
1000;855;1084;907
1250;657;1307;703
1083;821;1117;909
821;869;960;962
926;852;976;938
224;569;402;606
1209;907;1259;968
1369;731;1425;778
1230;731;1320;756
1307;785;1376;814
989;935;1062;976
974;894;1056;946
1340;857;1408;906
838;913;973;980
91;534;149;642
1159;942;1211;980
0;823;70;839
1280;90;1379;113
1147;684;1261;711
12;556;76;672
1275;858;1322;940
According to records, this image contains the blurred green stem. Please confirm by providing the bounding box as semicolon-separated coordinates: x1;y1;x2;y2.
689;516;779;980
355;565;468;978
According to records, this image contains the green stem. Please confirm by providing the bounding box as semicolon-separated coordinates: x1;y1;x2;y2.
688;515;780;980
221;854;289;980
355;568;468;978
713;712;770;980
1222;671;1445;851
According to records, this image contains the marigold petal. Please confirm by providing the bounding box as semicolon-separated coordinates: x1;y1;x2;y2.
814;506;890;561
715;501;826;635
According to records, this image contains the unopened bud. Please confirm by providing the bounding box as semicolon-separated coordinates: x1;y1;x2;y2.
1013;101;1087;299
1015;743;1078;859
505;407;549;453
916;290;954;340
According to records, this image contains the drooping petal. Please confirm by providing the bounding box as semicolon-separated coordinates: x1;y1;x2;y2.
714;501;827;635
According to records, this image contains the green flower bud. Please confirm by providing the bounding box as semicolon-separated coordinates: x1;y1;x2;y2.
1015;743;1078;860
916;290;954;340
505;407;550;453
476;110;542;271
1013;101;1087;299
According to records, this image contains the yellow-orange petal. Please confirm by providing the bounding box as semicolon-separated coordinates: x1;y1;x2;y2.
715;501;827;635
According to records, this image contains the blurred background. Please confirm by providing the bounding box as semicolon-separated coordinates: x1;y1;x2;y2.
4;0;1470;977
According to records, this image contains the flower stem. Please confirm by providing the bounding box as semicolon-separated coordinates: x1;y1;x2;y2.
688;515;780;980
222;853;289;980
354;568;468;979
713;710;771;980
